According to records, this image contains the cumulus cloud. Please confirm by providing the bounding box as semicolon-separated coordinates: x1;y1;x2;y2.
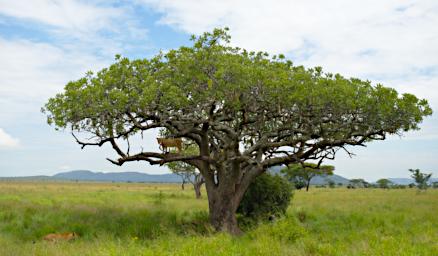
0;1;151;55
0;0;121;36
0;128;19;148
0;1;149;124
0;37;110;124
0;38;107;98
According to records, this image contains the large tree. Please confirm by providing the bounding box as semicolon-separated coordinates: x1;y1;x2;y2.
43;28;432;234
281;163;334;191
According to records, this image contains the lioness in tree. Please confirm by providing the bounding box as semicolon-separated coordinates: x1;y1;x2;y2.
157;138;182;153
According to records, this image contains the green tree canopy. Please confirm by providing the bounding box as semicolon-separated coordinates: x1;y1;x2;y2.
43;28;432;234
409;168;432;190
281;163;334;191
349;178;369;188
376;178;393;189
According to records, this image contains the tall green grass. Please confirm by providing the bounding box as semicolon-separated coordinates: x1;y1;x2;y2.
0;182;436;255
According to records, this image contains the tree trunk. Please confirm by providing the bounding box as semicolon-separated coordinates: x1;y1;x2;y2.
207;189;242;235
181;181;185;190
203;171;256;235
193;182;202;199
193;174;205;199
197;136;262;235
306;181;310;191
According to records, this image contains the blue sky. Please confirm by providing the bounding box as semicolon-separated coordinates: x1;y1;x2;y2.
0;0;437;181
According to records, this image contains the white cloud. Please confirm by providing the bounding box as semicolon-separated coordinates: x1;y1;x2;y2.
0;38;103;98
0;2;151;122
0;1;150;57
0;0;121;35
0;128;19;148
142;0;438;59
0;37;110;124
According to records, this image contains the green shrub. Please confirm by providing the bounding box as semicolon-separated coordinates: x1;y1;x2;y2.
327;180;336;188
238;173;293;220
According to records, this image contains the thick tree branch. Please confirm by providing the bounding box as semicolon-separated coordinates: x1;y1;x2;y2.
107;152;213;166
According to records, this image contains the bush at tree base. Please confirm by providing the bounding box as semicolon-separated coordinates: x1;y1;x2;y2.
238;173;293;221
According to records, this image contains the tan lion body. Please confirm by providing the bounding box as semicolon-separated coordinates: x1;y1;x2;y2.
43;232;78;242
157;138;182;153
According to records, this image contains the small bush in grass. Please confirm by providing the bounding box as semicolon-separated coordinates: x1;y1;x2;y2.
327;180;336;188
238;173;293;221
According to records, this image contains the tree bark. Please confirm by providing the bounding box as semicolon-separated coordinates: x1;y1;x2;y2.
207;188;242;235
196;132;260;235
306;181;310;191
193;182;202;199
202;168;258;235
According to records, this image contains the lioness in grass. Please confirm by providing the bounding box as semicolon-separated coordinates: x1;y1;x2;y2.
43;232;78;242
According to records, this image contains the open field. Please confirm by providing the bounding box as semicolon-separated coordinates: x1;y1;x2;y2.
0;181;437;255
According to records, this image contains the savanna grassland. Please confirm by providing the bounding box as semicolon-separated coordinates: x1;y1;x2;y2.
0;181;437;256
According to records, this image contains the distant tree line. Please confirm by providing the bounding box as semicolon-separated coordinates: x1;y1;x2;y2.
345;170;435;190
280;166;435;191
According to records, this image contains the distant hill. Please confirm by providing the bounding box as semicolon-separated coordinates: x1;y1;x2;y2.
310;174;351;185
52;170;182;183
388;178;414;185
0;175;53;181
269;166;438;185
2;168;351;184
2;169;436;185
388;178;438;185
268;166;351;185
0;170;182;183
